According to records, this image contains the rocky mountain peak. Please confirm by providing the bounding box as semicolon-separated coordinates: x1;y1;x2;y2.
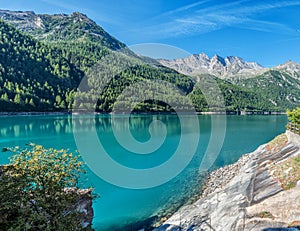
0;9;35;18
199;52;210;60
274;60;300;79
69;12;92;24
0;10;44;32
71;11;88;18
0;10;126;50
225;56;243;65
158;53;264;78
211;54;226;66
276;60;300;69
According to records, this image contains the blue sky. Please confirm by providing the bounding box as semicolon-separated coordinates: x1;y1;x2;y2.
0;0;299;66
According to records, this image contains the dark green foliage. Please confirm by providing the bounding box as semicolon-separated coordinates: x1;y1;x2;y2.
73;53;195;113
188;85;209;112
287;107;300;124
235;70;300;111
217;78;275;112
0;20;83;111
188;75;281;112
50;41;110;72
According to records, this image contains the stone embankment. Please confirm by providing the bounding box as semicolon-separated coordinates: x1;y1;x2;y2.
154;131;300;231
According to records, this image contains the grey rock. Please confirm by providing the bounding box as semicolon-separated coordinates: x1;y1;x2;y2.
274;61;300;80
154;133;300;231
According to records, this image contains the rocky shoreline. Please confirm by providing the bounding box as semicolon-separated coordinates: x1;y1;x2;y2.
200;153;253;199
148;148;254;230
154;130;300;231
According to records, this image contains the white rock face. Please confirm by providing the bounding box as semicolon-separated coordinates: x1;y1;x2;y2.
154;132;300;231
274;61;300;80
0;10;44;32
158;53;265;78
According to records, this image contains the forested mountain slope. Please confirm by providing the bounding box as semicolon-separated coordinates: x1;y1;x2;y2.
0;20;83;111
0;18;195;112
0;10;299;112
159;52;300;112
235;70;300;111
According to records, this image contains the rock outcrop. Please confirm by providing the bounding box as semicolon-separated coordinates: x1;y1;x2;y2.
76;189;94;229
64;188;94;229
0;10;44;32
274;61;300;80
154;131;300;231
0;9;126;50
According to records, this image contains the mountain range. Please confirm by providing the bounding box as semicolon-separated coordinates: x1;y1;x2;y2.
0;9;299;112
158;53;300;80
158;53;264;78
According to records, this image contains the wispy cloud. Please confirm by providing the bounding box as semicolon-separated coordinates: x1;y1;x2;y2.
236;18;296;34
158;0;211;17
142;0;300;38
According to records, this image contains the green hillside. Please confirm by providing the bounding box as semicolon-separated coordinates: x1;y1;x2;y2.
31;12;128;72
236;70;300;111
188;75;277;112
0;19;195;112
0;10;299;113
0;20;83;111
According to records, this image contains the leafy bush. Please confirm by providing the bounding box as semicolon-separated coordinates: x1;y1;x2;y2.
287;107;300;124
0;145;90;231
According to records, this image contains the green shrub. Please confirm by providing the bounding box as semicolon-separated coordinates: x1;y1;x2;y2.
0;145;89;231
287;107;300;124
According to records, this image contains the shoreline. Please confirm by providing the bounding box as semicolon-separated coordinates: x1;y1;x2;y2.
0;111;286;117
154;131;300;231
123;147;263;230
123;150;256;231
148;154;254;230
0;111;71;116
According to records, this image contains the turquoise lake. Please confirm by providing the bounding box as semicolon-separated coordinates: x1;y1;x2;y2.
0;114;287;230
